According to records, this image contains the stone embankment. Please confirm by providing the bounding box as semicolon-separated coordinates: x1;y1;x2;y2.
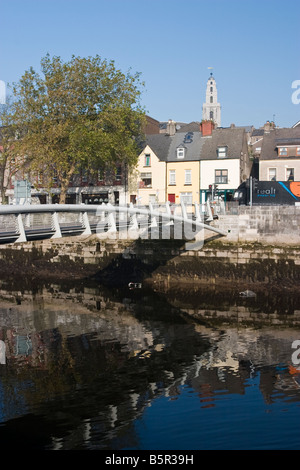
0;205;299;291
0;236;299;293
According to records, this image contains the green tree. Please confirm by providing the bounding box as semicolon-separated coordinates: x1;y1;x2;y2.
11;54;146;203
0;96;20;204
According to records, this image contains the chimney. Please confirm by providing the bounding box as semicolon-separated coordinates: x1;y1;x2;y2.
167;119;176;136
200;120;215;136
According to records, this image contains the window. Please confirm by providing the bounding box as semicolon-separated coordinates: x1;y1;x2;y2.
144;154;151;166
210;86;213;92
177;146;185;159
37;172;43;185
210;96;213;103
169;170;176;185
210;111;214;120
297;147;300;156
279;147;288;156
180;192;193;205
98;168;104;181
286;168;294;181
115;166;122;181
217;146;228;158
215;169;228;184
185;169;192;185
82;169;88;183
53;169;58;184
269;168;277;181
140;172;152;188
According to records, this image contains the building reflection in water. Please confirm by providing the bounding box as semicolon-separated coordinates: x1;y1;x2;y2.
0;280;300;449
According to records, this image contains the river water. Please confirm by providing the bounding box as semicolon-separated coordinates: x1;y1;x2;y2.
0;278;300;451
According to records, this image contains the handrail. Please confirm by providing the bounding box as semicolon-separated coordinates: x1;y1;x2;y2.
0;202;227;244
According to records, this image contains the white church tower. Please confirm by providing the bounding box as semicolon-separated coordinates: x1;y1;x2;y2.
202;72;221;127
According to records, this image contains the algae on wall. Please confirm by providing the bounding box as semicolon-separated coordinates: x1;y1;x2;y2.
0;236;299;288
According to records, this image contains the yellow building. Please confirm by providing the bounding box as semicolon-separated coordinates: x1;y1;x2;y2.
166;160;200;205
129;123;202;206
128;120;250;206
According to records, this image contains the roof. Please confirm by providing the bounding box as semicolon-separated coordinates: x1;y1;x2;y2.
260;127;300;160
167;131;205;162
144;125;246;162
177;121;201;133
144;133;172;161
201;128;246;160
252;128;265;137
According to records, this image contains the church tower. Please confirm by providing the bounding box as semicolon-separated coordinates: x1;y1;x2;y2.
202;72;221;128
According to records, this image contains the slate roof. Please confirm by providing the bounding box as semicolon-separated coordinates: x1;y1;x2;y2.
260;127;300;160
201;128;246;160
177;121;201;133
144;126;246;162
167;130;204;162
145;133;172;161
252;128;265;137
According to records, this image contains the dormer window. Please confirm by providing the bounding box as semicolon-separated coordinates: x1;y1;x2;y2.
217;146;228;158
177;146;185;159
278;147;288;156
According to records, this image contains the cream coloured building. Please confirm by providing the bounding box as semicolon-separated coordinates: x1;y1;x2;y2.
128;121;250;206
128;144;166;205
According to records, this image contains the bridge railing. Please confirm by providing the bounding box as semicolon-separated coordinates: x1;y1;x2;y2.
0;201;226;244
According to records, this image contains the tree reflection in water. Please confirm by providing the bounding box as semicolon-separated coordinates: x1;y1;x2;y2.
0;279;300;450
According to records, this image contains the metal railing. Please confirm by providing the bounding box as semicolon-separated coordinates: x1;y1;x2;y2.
0;201;227;244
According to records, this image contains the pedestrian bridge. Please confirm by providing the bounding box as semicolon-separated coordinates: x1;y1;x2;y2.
0;201;227;246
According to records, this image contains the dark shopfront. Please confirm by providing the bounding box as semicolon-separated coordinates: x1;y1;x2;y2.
81;191;120;205
201;188;234;203
49;191;120;205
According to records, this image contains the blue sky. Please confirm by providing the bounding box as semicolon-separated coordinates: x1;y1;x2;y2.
1;0;299;128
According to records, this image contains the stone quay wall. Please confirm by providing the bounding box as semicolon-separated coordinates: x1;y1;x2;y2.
213;205;300;245
0;205;299;288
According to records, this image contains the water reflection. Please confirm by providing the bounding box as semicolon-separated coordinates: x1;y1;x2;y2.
0;280;300;449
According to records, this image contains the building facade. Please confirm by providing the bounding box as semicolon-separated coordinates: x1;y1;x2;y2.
259;127;300;182
130;120;251;206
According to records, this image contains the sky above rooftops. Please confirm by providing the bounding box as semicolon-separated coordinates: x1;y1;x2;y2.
0;0;299;129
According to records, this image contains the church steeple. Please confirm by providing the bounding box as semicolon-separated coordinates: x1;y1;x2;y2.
202;72;221;128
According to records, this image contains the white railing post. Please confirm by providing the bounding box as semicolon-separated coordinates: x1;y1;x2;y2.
206;200;213;222
81;211;92;235
51;212;62;238
107;212;117;233
180;201;188;220
15;214;27;242
194;203;202;222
